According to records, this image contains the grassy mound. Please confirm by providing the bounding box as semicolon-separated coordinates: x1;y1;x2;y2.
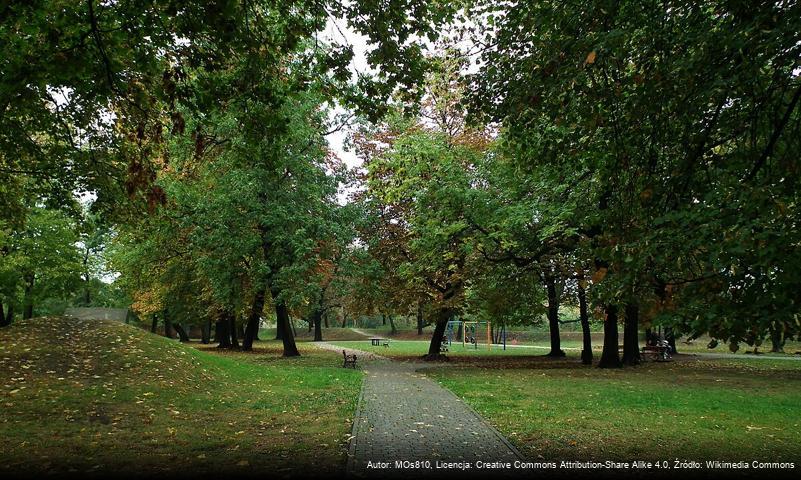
0;317;361;477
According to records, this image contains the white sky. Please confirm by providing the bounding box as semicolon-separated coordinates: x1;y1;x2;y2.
320;17;371;171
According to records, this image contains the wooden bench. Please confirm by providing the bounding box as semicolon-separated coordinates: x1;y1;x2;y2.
617;344;672;362
342;350;357;368
641;345;672;362
370;338;382;346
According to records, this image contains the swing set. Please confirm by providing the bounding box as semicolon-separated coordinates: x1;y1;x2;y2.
444;320;492;350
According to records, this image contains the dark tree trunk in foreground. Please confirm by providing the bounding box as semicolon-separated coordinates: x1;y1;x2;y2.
275;300;300;357
243;288;267;351
598;305;622;368
201;318;211;344
417;302;424;335
150;314;158;333
229;315;240;349
424;309;451;360
0;303;14;327
275;312;284;340
216;314;232;349
578;281;593;365
622;304;641;366
0;303;7;328
382;313;386;325
544;273;565;357
163;310;174;339
174;323;190;342
341;310;347;328
388;314;397;334
23;273;34;319
770;326;785;353
313;308;323;342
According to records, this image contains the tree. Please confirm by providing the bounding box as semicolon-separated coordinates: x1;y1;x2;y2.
0;207;82;322
463;0;801;360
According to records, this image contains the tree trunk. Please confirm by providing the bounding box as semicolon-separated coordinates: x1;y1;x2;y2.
417;301;424;335
275;300;300;357
323;311;329;328
163;310;173;339
645;328;656;346
382;313;386;326
83;276;91;307
242;288;267;351
622;303;641;366
544;272;565;357
201;318;211;344
229;314;240;349
275;312;284;340
313;309;323;342
216;314;232;349
598;304;622;368
213;317;221;342
770;326;785;353
341;309;347;328
388;314;397;334
0;302;6;328
3;304;13;327
23;273;34;319
150;314;158;333
424;309;451;360
578;280;593;365
174;323;190;342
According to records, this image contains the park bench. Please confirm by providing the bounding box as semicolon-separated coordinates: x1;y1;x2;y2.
641;344;672;361
342;350;357;368
617;344;673;362
370;337;382;346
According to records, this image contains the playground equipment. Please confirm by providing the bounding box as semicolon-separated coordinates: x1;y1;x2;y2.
444;320;492;350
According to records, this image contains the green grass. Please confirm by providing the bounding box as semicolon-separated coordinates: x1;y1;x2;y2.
427;358;801;462
329;339;553;360
0;317;362;476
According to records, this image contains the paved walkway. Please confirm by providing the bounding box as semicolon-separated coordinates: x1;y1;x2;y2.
345;360;522;478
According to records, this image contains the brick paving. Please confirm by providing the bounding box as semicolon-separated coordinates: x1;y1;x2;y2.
345;360;523;478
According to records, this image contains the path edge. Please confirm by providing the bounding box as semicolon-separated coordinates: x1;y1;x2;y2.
424;368;526;461
346;368;367;478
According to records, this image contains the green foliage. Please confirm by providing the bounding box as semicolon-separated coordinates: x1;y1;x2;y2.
0;207;83;318
464;0;801;345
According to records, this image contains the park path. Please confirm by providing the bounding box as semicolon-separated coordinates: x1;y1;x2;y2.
314;341;388;361
349;327;372;337
345;359;522;478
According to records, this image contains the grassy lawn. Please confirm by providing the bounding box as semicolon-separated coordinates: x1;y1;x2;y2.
426;357;801;462
329;339;552;360
0;317;362;477
324;326;801;359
